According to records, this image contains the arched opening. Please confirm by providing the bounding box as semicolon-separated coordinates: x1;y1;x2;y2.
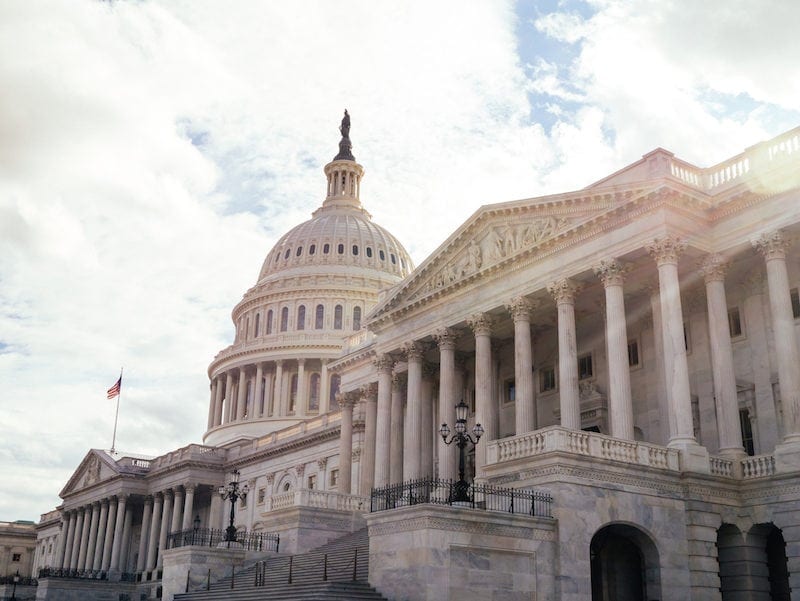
315;304;324;329
590;523;660;601
297;305;306;330
330;374;341;409
334;304;343;330
353;306;362;330
280;307;289;332
266;309;273;335
720;523;791;600
309;373;320;412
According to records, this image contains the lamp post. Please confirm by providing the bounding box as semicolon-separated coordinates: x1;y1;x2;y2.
439;400;484;503
218;470;248;544
11;570;19;600
191;514;200;546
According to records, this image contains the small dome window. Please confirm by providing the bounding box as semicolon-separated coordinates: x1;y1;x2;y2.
266;310;273;335
379;249;385;261
284;249;291;260
323;243;330;254
353;306;362;330
352;245;359;256
280;307;289;332
334;305;343;330
366;247;373;258
296;246;303;257
297;305;306;330
337;243;344;255
390;253;397;264
309;244;316;255
315;304;324;329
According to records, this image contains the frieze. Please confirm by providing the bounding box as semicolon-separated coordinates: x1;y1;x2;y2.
368;515;555;540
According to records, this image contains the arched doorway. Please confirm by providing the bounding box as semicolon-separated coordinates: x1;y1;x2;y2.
590;523;661;601
717;522;791;600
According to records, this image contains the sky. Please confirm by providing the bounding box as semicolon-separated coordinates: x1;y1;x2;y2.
1;0;799;522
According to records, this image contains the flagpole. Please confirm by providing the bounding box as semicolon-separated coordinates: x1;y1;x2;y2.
111;367;123;454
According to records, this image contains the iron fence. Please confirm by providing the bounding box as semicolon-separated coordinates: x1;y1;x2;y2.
370;478;552;517
167;527;279;552
37;567;135;581
0;575;36;586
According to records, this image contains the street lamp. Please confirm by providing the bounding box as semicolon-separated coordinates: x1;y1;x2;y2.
439;400;484;503
218;470;248;544
11;570;19;600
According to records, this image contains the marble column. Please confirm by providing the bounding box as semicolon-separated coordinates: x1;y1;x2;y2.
360;383;378;495
209;494;223;530
296;358;307;416
118;506;133;572
595;259;635;440
92;499;109;571
61;511;76;569
212;376;224;427
102;496;119;571
207;378;217;430
434;328;458;482
274;360;284;416
373;355;394;487
507;297;536;435
156;490;173;567
320;359;330;414
403;341;425;480
181;485;196;531
647;236;697;447
55;514;70;568
700;254;745;456
253;363;264;418
390;373;406;484
145;493;162;571
421;364;436;478
468;313;495;476
263;370;274;417
236;369;247;420
69;508;85;570
136;497;152;572
753;231;800;444
107;495;125;571
547;280;582;430
224;372;234;424
84;502;100;571
337;392;357;494
171;487;184;535
77;505;93;571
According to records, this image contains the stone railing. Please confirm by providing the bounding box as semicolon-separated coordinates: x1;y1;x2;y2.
709;453;775;479
213;332;339;363
265;490;368;513
256;411;341;447
485;426;680;472
148;443;225;470
341;329;376;354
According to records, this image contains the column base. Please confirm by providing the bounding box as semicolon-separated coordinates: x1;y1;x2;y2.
774;440;800;474
669;439;710;473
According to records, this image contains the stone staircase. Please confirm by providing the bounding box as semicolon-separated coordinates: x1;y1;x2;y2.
173;528;388;600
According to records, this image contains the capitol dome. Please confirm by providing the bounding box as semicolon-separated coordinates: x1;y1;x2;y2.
203;112;413;446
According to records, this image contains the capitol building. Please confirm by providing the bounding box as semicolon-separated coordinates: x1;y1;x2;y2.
13;115;800;600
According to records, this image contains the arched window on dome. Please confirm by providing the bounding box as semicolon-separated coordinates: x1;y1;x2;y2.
296;246;303;257
266;310;273;335
280;307;289;332
297;305;306;330
289;374;298;414
323;243;330;254
309;244;316;255
254;313;260;337
390;253;397;264
334;305;343;330
353;306;362;330
309;373;320;412
284;249;291;260
379;249;385;261
352;245;359;256
337;243;344;255
244;317;250;340
366;247;373;258
315;304;324;329
330;374;341;409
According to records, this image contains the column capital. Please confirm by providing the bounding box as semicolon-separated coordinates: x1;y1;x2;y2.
317;457;328;471
336;391;359;409
143;495;153;506
275;359;284;367
433;327;459;350
547;278;581;304
593;258;628;287
360;383;378;402
752;230;790;260
422;361;439;380
506;296;537;321
698;253;729;283
401;340;425;361
391;371;407;391
183;484;196;494
647;234;687;265
162;489;174;501
467;312;494;336
372;354;394;373
297;357;306;367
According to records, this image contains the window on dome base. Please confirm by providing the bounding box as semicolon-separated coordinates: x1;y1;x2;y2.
390;253;397;264
289;374;297;414
284;249;291;259
296;246;303;257
309;244;316;255
323;243;330;254
334;305;343;330
254;313;260;337
309;373;320;411
266;310;273;335
315;304;324;329
353;306;361;330
366;247;373;258
297;305;306;330
337;243;344;255
352;245;359;256
330;374;341;408
280;307;289;332
379;249;385;261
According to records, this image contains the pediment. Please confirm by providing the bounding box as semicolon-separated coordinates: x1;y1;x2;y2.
60;449;121;498
369;184;658;322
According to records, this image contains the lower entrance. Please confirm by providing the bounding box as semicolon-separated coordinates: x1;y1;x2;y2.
590;523;660;601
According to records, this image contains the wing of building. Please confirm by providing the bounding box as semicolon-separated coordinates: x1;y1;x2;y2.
29;120;800;601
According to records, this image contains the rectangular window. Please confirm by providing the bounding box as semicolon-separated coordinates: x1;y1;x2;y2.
257;488;266;504
627;340;640;367
330;469;339;487
12;553;21;562
540;367;556;392
578;354;593;380
740;409;755;456
791;288;800;319
728;307;743;337
308;475;317;490
504;379;515;405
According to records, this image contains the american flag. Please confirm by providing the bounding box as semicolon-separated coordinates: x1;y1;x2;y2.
107;377;122;399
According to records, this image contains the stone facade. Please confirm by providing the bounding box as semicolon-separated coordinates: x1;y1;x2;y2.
30;122;800;600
